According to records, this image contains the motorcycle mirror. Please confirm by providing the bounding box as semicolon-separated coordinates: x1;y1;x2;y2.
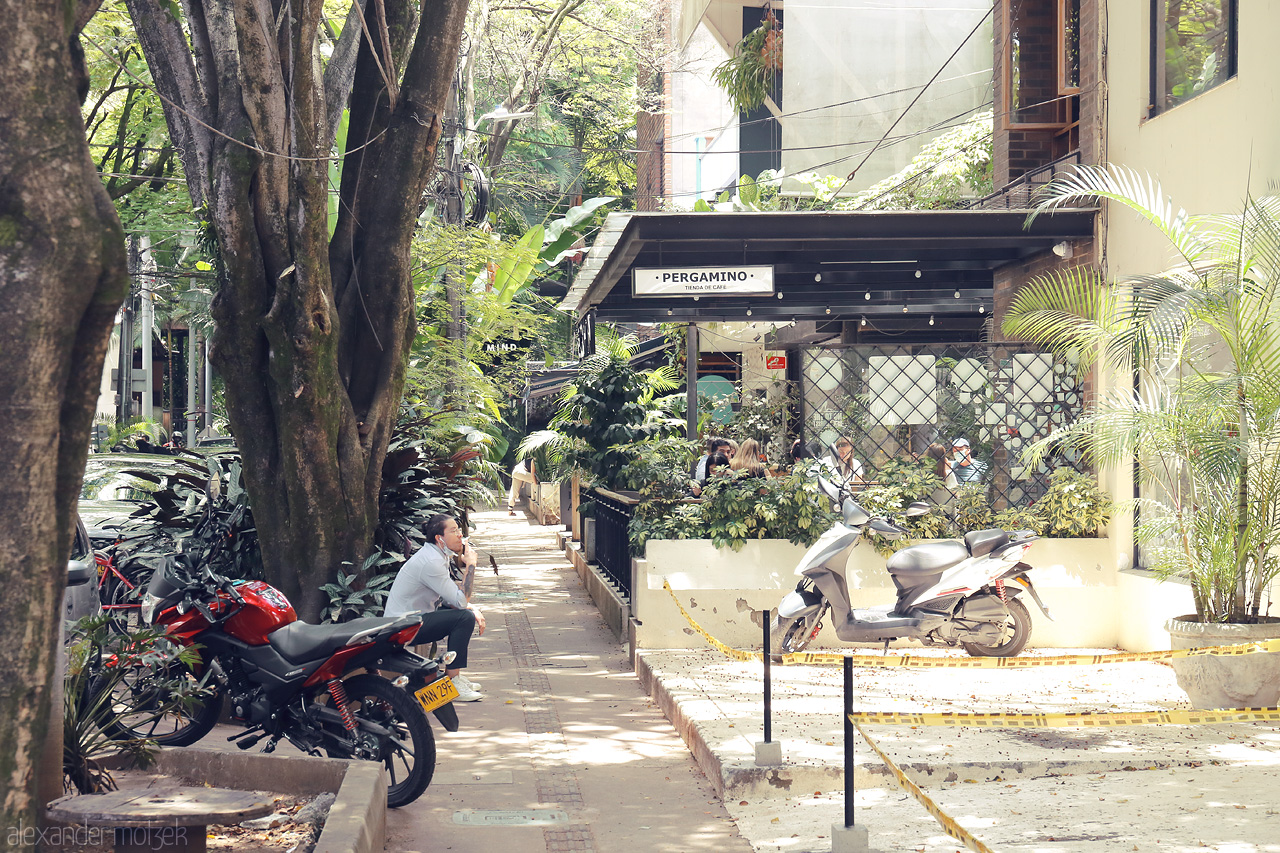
904;501;931;517
442;650;457;666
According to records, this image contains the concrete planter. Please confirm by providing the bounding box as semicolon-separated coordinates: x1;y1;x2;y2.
583;517;597;562
529;482;560;525
1165;615;1280;708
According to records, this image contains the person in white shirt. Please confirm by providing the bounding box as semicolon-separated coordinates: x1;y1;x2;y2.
816;436;864;489
384;514;487;701
692;437;732;481
507;458;536;515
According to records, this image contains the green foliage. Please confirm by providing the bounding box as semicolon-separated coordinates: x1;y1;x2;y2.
1035;469;1113;537
64;615;206;794
710;12;782;113
638;472;837;552
549;337;683;490
723;381;796;466
321;554;400;623
841;111;994;210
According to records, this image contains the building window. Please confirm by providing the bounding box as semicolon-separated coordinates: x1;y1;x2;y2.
1003;1;1080;161
1149;0;1237;114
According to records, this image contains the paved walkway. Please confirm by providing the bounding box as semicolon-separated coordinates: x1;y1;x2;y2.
383;509;751;853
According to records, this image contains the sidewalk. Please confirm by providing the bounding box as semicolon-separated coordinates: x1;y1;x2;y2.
382;509;751;853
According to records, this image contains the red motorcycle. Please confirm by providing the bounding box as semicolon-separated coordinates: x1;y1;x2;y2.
97;514;458;808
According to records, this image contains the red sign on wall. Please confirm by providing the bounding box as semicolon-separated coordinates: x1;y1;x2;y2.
765;354;787;370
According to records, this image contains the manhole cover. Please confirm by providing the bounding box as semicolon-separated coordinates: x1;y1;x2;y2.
452;809;569;826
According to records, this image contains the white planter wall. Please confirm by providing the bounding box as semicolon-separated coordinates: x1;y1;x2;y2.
632;537;1194;653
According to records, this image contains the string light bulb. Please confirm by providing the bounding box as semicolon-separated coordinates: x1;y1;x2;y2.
954;290;961;299
861;316;867;326
915;269;922;279
746;308;753;316
824;306;831;314
864;292;871;301
929;315;935;326
902;305;908;313
814;273;822;282
978;305;986;314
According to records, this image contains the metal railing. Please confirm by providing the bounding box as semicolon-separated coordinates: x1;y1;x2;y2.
799;342;1087;512
589;488;638;600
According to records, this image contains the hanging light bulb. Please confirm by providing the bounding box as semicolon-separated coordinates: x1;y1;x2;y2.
954;290;961;299
902;305;908;313
666;308;673;315
824;306;831;314
929;315;935;326
746;308;753;316
814;272;822;282
915;269;922;279
864;292;871;301
978;305;986;314
861;316;867;326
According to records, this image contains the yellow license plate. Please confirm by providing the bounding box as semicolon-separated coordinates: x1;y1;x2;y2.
414;677;459;713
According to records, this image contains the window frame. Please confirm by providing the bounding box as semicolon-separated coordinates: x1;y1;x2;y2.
1148;0;1238;117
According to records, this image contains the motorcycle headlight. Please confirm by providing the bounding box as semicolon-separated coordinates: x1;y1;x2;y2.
140;592;164;625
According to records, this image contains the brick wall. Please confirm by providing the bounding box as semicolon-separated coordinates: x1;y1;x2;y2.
636;110;664;211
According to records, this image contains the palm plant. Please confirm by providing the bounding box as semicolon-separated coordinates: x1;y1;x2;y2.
1005;165;1280;623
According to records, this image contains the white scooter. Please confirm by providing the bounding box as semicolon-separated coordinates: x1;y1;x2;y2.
771;478;1052;657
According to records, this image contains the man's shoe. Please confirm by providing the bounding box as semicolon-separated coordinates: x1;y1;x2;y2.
454;674;482;691
507;508;516;516
453;682;483;702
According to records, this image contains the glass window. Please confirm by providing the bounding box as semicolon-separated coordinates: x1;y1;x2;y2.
1150;0;1237;113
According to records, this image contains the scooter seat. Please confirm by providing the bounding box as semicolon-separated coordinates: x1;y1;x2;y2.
965;529;1010;558
268;615;409;663
886;540;968;577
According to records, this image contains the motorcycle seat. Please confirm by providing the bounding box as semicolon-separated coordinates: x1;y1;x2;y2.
268;615;408;663
886;540;968;577
965;529;1010;558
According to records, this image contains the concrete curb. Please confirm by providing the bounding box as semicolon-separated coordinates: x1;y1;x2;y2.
560;533;630;643
146;747;386;853
635;652;1210;800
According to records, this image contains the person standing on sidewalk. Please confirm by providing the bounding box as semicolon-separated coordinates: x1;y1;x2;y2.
507;457;536;514
384;514;487;701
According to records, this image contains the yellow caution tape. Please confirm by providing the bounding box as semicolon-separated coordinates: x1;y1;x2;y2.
662;580;763;663
850;706;1280;727
663;578;1280;668
853;721;996;853
788;639;1280;668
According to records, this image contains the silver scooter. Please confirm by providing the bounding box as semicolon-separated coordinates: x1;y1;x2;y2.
771;478;1052;657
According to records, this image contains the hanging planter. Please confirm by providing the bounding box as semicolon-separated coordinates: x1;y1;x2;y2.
711;10;782;113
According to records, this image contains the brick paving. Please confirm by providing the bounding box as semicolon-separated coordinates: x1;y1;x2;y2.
381;508;749;853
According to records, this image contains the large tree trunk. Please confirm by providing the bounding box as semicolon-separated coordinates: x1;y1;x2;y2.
0;2;129;837
126;0;470;618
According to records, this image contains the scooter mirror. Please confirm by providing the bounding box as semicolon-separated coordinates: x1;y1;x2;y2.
904;501;931;517
841;498;870;527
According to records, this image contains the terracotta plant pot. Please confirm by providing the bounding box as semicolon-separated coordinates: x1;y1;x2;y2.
1165;615;1280;708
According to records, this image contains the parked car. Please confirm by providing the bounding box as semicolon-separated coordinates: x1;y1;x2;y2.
78;452;211;548
66;515;96;622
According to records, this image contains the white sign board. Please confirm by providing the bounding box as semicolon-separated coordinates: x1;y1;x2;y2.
633;266;774;297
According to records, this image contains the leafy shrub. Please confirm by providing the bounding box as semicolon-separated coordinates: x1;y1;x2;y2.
632;471;837;552
1035;468;1112;537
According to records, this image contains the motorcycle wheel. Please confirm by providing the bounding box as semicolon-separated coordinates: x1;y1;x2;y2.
961;598;1031;657
325;674;436;808
92;662;222;747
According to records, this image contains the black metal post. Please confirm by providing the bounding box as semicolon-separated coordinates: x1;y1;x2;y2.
843;655;854;828
763;616;772;743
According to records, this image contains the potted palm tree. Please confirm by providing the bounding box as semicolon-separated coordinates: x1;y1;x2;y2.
1005;166;1280;708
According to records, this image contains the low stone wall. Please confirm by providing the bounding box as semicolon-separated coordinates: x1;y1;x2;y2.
631;536;1194;654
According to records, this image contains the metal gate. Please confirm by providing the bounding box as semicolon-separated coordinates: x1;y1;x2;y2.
799;343;1087;509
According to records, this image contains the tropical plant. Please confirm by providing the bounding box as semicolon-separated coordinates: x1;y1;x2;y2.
711;10;781;113
519;333;683;489
320;557;400;624
693;471;836;551
1004;165;1280;623
63;615;206;794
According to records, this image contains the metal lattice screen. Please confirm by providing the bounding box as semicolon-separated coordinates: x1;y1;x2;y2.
800;344;1087;508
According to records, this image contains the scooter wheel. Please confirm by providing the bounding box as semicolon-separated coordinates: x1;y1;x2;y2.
770;615;816;656
962;598;1031;657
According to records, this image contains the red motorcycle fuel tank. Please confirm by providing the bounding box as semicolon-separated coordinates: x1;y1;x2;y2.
223;581;298;645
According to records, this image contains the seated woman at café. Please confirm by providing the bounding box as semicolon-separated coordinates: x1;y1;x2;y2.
729;438;768;479
687;452;730;497
817;436;864;489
